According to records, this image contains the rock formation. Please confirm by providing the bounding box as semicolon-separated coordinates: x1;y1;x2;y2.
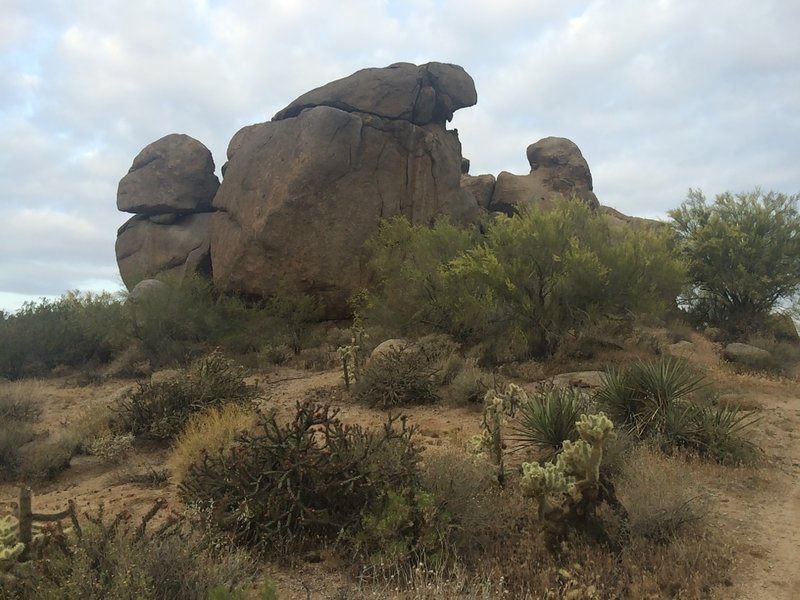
115;134;218;288
487;137;599;215
114;62;626;318
210;62;481;317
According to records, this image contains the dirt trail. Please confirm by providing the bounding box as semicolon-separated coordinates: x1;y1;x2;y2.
722;376;800;600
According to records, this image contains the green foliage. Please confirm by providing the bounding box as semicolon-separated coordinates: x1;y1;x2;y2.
596;357;707;438
364;216;482;338
595;358;758;463
0;291;128;379
670;188;800;334
510;384;586;461
113;351;258;441
366;200;685;361
179;401;423;558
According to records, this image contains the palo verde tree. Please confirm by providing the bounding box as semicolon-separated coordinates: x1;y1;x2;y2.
669;189;800;333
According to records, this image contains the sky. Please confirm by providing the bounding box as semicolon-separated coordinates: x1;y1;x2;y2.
1;0;799;313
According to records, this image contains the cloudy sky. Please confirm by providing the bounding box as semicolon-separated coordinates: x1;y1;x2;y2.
1;0;798;312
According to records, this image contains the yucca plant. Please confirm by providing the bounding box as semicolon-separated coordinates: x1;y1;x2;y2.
510;384;586;461
597;357;707;437
694;404;761;464
595;367;639;425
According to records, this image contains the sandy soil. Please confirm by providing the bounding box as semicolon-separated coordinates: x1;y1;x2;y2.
1;341;798;599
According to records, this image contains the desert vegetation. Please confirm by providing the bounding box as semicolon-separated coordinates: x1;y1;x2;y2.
1;191;798;599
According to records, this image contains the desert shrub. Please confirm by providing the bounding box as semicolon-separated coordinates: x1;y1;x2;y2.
0;291;128;379
0;383;41;481
0;423;35;481
169;403;258;485
363;216;483;338
112;351;258;441
510;384;587;461
366;200;685;362
85;432;135;464
0;502;257;600
355;344;441;408
128;275;322;368
15;436;76;481
670;188;800;335
441;358;492;405
596;357;758;463
179;401;425;561
417;450;498;562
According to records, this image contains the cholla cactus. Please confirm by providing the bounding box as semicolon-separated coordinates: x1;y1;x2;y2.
0;515;25;564
479;384;528;486
521;462;573;498
520;413;625;550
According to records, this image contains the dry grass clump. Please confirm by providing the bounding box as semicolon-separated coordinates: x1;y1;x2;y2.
618;446;709;543
169;403;258;485
0;380;41;480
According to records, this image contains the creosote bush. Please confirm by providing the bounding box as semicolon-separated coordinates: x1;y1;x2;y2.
112;351;258;441
365;199;685;362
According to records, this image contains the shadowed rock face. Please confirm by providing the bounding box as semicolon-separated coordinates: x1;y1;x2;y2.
116;213;212;289
210;62;481;318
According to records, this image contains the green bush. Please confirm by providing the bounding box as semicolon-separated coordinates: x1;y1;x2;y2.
179;401;425;560
363;217;482;338
366;199;685;361
112;351;258;441
670;188;800;335
0;291;128;379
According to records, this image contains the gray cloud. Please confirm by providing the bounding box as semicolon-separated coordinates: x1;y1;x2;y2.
1;0;798;310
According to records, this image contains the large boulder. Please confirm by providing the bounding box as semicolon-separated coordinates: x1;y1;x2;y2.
116;213;212;289
460;174;496;210
273;62;477;125
723;342;771;363
489;137;598;214
211;62;480;318
117;133;219;214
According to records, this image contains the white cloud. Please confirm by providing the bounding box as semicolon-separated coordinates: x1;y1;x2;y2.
0;0;798;311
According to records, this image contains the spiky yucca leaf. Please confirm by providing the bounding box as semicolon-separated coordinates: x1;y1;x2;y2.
510;385;585;461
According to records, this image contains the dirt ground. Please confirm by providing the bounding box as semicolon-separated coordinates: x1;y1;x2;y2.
1;336;798;599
